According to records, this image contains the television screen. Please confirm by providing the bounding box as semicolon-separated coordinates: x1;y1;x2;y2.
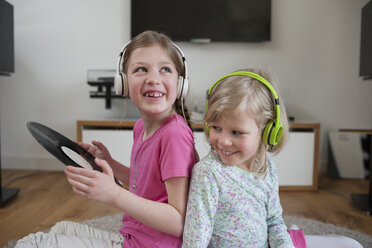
359;0;372;79
0;0;14;75
131;0;271;42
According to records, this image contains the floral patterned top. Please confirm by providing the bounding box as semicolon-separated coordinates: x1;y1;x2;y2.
183;151;294;248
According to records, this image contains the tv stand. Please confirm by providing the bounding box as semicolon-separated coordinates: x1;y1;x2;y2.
0;112;19;207
1;187;20;207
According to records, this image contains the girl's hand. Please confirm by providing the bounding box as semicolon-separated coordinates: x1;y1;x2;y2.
64;158;121;205
76;140;113;163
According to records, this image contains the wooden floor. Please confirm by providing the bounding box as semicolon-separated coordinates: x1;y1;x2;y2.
1;169;371;247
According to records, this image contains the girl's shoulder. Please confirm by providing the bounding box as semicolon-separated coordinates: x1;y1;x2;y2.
134;114;189;132
159;114;192;135
137;115;193;142
134;118;144;128
165;114;190;128
264;156;279;184
133;118;144;139
156;117;195;150
266;156;277;174
192;151;224;175
195;151;215;165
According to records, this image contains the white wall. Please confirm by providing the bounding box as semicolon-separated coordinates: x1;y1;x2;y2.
1;0;371;172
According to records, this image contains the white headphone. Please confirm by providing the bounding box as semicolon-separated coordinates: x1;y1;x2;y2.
114;42;189;99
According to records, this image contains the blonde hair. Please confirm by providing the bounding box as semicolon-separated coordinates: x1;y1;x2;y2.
205;68;289;175
123;30;193;131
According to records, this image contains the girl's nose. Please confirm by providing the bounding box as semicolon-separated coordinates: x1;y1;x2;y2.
218;133;232;147
145;70;161;85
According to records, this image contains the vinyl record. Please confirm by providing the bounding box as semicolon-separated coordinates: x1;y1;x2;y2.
27;121;102;171
27;121;121;186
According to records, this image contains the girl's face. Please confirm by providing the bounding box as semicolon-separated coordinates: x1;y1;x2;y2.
208;111;261;171
126;44;179;119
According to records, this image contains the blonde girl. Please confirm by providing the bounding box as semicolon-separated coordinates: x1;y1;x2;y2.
182;69;362;248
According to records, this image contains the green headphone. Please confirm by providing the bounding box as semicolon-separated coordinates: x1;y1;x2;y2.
206;71;283;146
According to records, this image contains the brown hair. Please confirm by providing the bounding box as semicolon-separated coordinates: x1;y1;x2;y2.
123;31;193;131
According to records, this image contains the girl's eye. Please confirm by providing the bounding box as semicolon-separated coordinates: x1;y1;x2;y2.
160;67;171;73
135;67;147;73
232;130;243;135
211;126;221;131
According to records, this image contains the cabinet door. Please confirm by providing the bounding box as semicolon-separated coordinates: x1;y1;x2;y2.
82;129;133;168
273;132;315;186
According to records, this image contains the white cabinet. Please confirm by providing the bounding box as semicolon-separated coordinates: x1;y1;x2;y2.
82;129;133;168
77;121;319;190
274;131;316;188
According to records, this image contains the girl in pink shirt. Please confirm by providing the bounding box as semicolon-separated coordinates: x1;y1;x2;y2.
16;31;197;248
66;31;198;247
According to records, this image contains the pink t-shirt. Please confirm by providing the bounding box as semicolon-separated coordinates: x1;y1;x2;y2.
120;114;197;248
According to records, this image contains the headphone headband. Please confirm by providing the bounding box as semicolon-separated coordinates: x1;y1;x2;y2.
207;71;279;99
206;71;283;146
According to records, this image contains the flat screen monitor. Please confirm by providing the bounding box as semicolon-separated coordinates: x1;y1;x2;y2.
131;0;271;42
0;0;14;75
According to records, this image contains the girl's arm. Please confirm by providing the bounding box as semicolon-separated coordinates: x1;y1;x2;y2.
114;176;189;237
64;159;189;236
183;162;218;247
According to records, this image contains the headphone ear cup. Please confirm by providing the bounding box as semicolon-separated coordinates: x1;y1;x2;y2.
181;77;189;99
114;73;128;97
270;122;283;146
263;120;284;146
177;76;185;99
121;73;129;97
263;120;274;146
114;73;123;96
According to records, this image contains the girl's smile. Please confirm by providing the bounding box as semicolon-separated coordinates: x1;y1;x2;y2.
218;149;238;156
143;90;164;98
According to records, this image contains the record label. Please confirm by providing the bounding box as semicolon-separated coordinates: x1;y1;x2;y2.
61;146;93;170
